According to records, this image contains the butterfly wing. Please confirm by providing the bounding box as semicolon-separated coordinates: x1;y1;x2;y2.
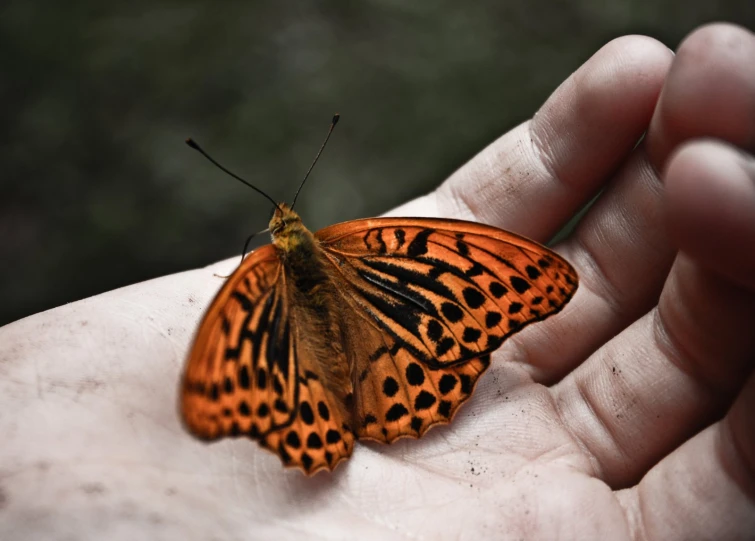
316;217;578;442
180;244;354;474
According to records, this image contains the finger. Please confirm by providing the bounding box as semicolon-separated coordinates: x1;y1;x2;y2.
553;254;755;486
616;372;755;540
647;23;755;167
529;24;755;380
665;140;755;289
389;36;672;242
552;144;755;486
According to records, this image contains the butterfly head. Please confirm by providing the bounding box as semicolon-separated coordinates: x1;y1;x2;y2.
269;202;305;241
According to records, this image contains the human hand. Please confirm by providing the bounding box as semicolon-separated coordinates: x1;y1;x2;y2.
1;23;754;540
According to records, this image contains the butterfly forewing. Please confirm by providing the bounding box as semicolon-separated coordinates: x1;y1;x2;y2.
181;245;299;440
317;218;578;367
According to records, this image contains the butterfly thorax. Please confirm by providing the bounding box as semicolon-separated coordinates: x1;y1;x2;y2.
269;203;328;298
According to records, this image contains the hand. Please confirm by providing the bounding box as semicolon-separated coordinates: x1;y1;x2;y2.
2;23;754;540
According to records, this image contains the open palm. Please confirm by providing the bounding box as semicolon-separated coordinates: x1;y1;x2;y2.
2;24;754;540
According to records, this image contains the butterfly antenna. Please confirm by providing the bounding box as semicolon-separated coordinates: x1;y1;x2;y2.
185;138;282;213
291;113;340;210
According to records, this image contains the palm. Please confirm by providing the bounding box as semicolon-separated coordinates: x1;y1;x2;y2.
2;25;755;540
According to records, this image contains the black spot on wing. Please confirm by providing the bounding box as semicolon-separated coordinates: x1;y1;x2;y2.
299;401;315;425
383;376;399;397
460;374;473;394
489;282;508;298
439;374;457;395
238;365;251;389
406;363;425;386
239;401;251;416
427;319;443;342
462;327;482;343
375;229;387;254
485;311;502;328
394;229;406;249
407;229;434;257
386;403;409;421
307;433;323;449
435;337;455;356
462;287;486;309
286;431;301;449
511;276;531;294
414;390;437;410
441;302;464;323
256;368;267;390
317;401;330;421
301;452;313;471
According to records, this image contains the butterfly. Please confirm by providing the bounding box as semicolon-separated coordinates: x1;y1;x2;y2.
180;115;579;475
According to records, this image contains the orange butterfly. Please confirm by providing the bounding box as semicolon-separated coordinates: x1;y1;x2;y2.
180;116;578;475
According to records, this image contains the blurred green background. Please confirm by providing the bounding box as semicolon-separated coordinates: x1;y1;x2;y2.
2;2;753;326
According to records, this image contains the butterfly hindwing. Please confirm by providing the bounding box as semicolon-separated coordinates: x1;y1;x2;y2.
347;314;492;442
260;360;355;474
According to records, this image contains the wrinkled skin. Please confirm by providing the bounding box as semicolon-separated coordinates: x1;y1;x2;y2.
1;23;754;540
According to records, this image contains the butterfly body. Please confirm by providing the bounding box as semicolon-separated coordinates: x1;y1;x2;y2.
269;203;355;427
181;207;578;474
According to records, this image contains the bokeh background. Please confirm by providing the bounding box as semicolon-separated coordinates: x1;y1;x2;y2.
2;2;753;327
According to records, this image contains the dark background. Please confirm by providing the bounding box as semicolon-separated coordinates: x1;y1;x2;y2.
2;2;753;327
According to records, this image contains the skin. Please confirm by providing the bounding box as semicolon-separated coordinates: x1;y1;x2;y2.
1;22;754;540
